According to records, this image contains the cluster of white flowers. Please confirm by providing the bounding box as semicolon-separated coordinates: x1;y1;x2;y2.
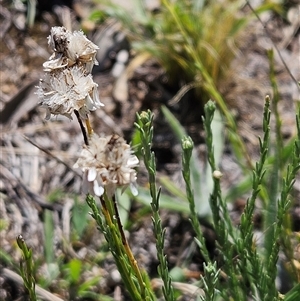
74;134;139;197
37;27;139;197
37;26;104;120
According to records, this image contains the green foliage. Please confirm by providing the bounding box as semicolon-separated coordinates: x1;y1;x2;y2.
132;98;299;300
44;209;55;265
97;0;255;170
15;93;299;301
26;0;36;28
132;103;225;217
162;104;225;216
62;259;104;300
66;258;82;283
132;186;189;213
115;188;131;227
17;235;37;301
99;0;246;91
72;197;90;238
0;248;13;266
86;193;156;301
200;262;221;301
181;135;211;264
191;100;299;300
135;110;175;301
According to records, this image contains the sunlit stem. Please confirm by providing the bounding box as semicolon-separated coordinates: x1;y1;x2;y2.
100;193;146;297
85;118;94;136
111;195;145;296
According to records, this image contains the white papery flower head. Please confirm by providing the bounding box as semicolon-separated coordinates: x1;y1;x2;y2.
37;66;104;120
45;26;99;73
66;30;99;73
74;133;139;198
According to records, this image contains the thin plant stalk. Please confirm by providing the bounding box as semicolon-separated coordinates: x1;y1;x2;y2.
16;235;37;301
269;107;300;286
264;49;283;257
135;110;175;301
85;118;94;136
86;194;152;300
100;194;145;292
237;97;271;298
111;194;145;296
202;100;243;300
100;193;149;300
26;0;37;28
74;110;89;146
181;136;211;264
202;101;235;241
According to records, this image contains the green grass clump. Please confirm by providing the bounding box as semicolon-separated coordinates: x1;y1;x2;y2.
94;0;266;170
97;0;246;95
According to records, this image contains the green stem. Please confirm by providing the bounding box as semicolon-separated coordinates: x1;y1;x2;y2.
181;136;211;264
16;235;37;301
135;110;175;301
86;194;142;300
110;194;146;298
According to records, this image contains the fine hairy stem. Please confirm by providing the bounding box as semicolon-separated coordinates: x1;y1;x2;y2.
203;101;235;243
202;101;243;300
135;110;175;301
181;136;211;264
237;97;271;299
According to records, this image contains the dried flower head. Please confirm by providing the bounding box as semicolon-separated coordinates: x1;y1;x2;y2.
47;26;70;53
45;26;99;73
74;133;139;197
37;66;104;120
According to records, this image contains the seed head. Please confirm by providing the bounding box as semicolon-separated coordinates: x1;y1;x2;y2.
45;26;99;73
37;66;104;120
74;134;139;197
